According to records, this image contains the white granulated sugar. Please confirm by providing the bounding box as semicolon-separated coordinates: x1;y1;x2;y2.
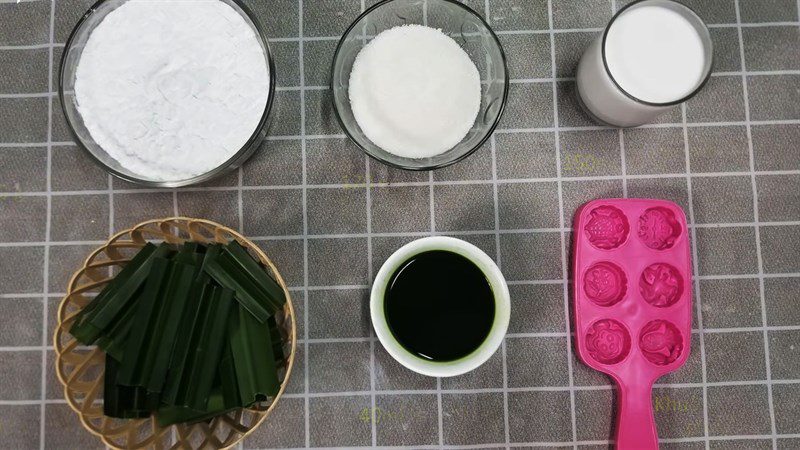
348;25;481;159
74;0;270;181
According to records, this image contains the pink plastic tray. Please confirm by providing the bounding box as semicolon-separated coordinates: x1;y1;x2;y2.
572;199;692;450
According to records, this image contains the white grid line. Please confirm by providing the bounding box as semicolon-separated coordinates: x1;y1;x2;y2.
0;66;716;95
5;169;800;196
481;1;511;447
358;1;379;446
2;116;800;147
734;2;779;448
546;1;578;448
0;17;794;47
2;323;799;350
37;0;55;447
6;276;800;298
269;378;800;397
683;99;712;450
296;0;311;447
2;373;799;398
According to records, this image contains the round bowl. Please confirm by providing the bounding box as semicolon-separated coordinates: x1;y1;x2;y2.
371;237;510;377
331;0;509;171
59;0;276;188
53;217;296;450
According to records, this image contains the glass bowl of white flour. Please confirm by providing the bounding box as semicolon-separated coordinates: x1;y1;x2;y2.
59;0;275;187
331;0;509;171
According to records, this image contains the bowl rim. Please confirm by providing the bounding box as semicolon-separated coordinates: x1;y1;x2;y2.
329;0;510;171
58;0;277;188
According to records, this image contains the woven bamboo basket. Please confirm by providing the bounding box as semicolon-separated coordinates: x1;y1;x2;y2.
53;217;297;450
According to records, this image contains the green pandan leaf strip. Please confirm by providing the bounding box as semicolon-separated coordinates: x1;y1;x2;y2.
156;387;237;427
229;303;280;404
117;257;198;392
69;243;163;344
145;260;199;394
103;356;154;419
75;243;172;345
96;312;135;361
219;344;240;408
184;285;235;411
116;257;172;387
85;243;174;332
161;281;211;406
224;241;286;311
174;242;205;266
267;315;285;367
202;249;271;323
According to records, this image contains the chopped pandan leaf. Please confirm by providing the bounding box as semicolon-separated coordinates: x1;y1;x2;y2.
229;303;281;403
224;241;286;310
156;387;237;427
202;246;272;323
117;258;198;394
85;243;174;332
96;313;134;361
174;242;204;266
219;345;241;407
116;257;170;387
145;262;199;394
267;315;285;367
187;286;235;410
199;243;222;272
103;356;155;419
69;243;155;344
161;281;211;406
70;243;173;344
181;242;200;254
94;284;148;360
165;284;235;411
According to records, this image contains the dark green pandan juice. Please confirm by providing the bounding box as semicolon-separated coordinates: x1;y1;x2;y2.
384;250;495;362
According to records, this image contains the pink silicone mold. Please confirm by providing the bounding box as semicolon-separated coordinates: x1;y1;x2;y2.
573;199;692;450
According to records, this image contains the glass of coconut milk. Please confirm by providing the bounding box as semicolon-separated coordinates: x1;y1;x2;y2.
575;0;713;128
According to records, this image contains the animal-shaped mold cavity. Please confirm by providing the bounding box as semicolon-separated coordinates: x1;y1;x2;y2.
584;205;629;250
639;263;684;307
639;320;683;366
585;319;631;365
638;207;682;250
584;262;627;306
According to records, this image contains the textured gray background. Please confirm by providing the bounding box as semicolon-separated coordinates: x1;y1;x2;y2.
1;0;799;448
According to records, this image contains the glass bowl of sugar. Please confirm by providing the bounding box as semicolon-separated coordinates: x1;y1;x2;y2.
59;0;276;187
331;0;509;171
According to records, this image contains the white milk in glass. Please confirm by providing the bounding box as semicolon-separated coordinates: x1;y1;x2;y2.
576;0;713;127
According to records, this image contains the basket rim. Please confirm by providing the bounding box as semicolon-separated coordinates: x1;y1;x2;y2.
52;216;297;450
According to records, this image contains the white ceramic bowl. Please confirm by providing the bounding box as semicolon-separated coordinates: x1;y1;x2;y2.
370;236;510;377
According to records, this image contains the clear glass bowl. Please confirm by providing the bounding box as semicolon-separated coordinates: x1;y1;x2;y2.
331;0;509;171
59;0;276;188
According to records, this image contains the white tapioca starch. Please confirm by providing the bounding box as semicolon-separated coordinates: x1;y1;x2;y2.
74;0;270;181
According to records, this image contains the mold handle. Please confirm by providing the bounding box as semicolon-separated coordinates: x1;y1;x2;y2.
615;381;659;450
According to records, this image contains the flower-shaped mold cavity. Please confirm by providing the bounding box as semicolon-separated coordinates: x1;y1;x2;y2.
585;319;631;365
638;207;682;250
584;205;630;250
584;262;627;306
639;320;683;366
639;263;684;307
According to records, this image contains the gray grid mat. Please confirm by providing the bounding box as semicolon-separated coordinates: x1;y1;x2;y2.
1;0;799;448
